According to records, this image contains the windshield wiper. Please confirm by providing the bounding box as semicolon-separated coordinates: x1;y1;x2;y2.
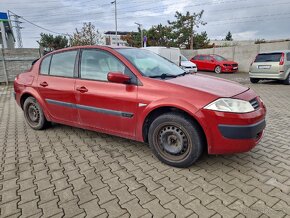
149;73;177;79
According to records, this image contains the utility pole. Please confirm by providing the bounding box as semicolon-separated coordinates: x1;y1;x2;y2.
8;11;23;48
135;22;143;47
111;0;117;36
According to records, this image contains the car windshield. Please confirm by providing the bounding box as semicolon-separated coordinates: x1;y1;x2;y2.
213;55;227;61
180;55;188;61
255;53;282;62
117;48;184;77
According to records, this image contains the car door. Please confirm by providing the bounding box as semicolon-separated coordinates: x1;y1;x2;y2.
198;55;206;70
207;56;216;71
75;49;138;138
37;50;79;124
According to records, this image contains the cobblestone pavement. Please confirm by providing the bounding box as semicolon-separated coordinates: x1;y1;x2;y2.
1;72;290;218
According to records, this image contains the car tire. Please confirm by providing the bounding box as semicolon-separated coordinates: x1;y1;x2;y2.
214;66;222;74
283;74;290;85
23;97;49;130
250;78;260;84
148;112;204;168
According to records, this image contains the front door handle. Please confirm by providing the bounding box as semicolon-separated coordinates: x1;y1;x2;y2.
40;82;48;87
76;86;88;93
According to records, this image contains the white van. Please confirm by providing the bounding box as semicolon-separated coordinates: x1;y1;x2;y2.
143;47;197;73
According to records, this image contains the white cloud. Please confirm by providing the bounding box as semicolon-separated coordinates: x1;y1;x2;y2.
1;0;290;47
232;31;259;40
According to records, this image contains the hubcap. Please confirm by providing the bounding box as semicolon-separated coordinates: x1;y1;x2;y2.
27;103;40;124
216;67;221;73
158;125;188;156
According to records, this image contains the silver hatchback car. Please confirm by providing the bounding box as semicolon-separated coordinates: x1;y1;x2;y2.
249;51;290;85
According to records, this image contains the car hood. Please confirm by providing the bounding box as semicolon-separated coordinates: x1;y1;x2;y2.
167;74;248;97
181;61;196;67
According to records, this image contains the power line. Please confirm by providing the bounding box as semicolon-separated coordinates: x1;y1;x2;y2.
18;0;286;25
13;0;251;20
8;10;69;36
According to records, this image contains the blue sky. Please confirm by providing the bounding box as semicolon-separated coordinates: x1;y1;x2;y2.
1;0;290;48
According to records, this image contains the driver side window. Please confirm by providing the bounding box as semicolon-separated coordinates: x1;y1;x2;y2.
80;49;126;81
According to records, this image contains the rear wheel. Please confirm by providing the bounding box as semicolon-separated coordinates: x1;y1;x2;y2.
23;97;50;130
250;78;260;84
148;113;204;168
283;74;290;85
214;66;222;74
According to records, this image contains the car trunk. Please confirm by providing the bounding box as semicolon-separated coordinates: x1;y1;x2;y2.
251;53;284;74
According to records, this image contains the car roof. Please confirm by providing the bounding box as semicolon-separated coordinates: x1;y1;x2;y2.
41;45;134;57
259;50;290;54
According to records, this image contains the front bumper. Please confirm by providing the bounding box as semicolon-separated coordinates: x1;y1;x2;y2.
218;119;266;139
196;90;266;154
223;66;238;73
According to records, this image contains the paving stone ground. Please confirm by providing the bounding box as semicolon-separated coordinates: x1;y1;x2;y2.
0;72;290;218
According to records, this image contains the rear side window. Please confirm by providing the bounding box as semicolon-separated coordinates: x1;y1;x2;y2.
40;56;51;75
287;53;290;61
192;56;199;60
50;51;77;77
199;56;205;60
255;53;282;63
205;56;211;61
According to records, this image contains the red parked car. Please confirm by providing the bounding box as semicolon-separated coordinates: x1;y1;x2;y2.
14;46;266;167
191;54;238;74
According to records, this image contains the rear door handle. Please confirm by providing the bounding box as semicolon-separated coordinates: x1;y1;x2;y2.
76;86;88;93
40;82;48;87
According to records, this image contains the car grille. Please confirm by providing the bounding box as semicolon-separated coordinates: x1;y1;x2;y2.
250;98;260;110
232;64;238;67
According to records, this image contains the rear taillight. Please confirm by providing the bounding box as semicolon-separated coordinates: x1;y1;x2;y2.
279;53;285;65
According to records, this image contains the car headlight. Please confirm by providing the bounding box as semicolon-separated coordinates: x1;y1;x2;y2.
204;98;255;113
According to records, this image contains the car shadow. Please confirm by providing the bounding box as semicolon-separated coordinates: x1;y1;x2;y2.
258;80;284;85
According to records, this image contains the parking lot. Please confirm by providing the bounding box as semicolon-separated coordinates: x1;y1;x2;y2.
0;72;290;218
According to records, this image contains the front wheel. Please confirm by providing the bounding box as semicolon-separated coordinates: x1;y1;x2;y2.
214;66;222;74
148;113;204;168
23;97;50;130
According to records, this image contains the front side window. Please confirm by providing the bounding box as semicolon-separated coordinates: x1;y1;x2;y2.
180;55;188;61
49;51;77;77
213;55;227;61
199;55;205;61
205;56;212;61
117;48;184;77
40;55;51;75
80;50;126;81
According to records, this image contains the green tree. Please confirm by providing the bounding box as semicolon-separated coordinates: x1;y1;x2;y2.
37;33;68;51
121;32;140;47
192;31;210;49
146;24;173;47
70;22;103;46
168;11;206;49
225;31;233;41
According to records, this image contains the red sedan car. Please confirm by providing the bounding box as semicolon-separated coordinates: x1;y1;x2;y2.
14;46;266;167
191;54;238;74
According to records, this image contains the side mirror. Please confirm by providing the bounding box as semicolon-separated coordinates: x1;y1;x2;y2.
107;72;131;84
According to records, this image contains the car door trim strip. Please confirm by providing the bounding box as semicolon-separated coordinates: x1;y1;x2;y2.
45;99;134;118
